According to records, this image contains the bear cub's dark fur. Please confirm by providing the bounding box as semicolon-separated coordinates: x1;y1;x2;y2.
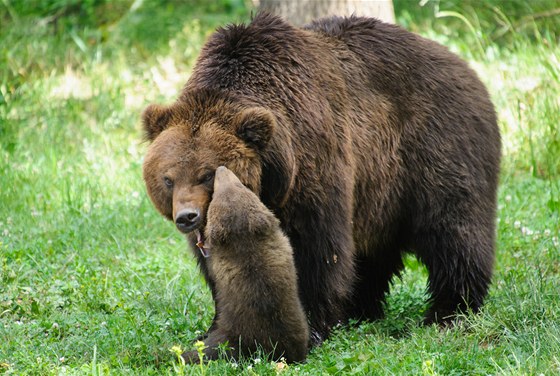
182;166;309;363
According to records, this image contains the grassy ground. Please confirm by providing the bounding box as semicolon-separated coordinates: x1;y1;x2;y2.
1;0;559;374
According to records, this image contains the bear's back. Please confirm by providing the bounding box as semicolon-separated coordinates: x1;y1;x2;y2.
306;15;484;102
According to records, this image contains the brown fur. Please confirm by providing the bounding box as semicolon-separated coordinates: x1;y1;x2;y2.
142;13;501;347
181;166;309;363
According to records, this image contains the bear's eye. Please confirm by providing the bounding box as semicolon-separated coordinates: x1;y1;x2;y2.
163;176;173;188
199;171;215;185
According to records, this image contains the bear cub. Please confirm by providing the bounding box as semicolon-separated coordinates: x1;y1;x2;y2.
182;166;309;363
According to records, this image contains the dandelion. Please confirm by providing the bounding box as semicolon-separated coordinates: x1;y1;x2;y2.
254;358;261;364
514;220;521;229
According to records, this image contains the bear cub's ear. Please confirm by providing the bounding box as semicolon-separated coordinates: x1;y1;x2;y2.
234;107;276;151
142;104;172;141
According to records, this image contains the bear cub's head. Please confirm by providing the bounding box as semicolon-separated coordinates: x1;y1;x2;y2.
142;92;276;235
206;166;279;245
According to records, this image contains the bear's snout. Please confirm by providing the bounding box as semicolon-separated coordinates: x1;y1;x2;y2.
175;208;201;233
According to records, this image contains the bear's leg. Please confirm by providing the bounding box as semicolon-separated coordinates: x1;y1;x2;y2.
416;223;495;324
192;250;220;340
287;206;356;344
182;329;229;363
348;252;404;321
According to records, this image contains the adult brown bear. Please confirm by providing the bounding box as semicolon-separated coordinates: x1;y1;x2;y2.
142;12;501;348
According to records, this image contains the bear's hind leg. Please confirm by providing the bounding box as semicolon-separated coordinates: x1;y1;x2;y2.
416;223;495;325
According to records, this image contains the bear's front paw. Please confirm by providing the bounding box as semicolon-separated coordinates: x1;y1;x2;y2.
181;330;231;364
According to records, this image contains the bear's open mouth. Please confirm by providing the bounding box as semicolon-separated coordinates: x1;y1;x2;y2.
195;229;210;258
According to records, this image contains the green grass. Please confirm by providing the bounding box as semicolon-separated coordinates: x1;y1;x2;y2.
1;0;559;374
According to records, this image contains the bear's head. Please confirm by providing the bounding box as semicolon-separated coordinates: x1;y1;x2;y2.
142;91;276;235
206;166;278;245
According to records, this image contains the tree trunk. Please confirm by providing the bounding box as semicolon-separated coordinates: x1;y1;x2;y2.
256;0;395;26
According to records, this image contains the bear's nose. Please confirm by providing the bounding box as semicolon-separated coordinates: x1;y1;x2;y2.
175;208;201;233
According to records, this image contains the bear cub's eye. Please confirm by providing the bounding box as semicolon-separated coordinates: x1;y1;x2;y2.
163;176;173;188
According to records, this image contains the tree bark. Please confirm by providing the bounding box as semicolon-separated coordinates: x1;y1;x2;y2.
256;0;395;25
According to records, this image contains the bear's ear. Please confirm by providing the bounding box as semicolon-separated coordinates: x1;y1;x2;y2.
142;104;172;141
234;107;276;151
